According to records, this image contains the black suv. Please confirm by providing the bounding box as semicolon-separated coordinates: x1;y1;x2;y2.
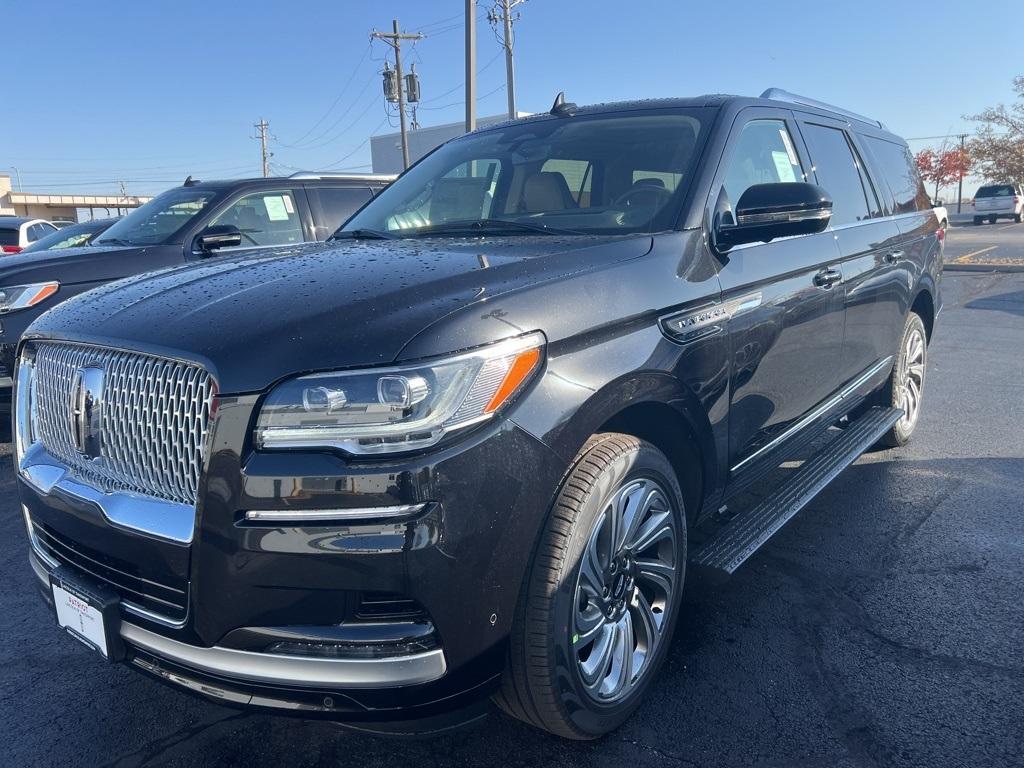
16;90;942;739
0;172;393;420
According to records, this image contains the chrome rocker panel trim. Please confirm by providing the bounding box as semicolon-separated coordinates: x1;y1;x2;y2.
731;355;894;474
28;549;447;690
19;444;196;544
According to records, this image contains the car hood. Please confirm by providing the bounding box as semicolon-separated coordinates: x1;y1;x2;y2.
27;235;652;393
0;243;149;284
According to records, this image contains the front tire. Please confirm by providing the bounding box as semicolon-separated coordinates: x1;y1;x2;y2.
877;312;928;448
495;433;687;739
973;216;983;225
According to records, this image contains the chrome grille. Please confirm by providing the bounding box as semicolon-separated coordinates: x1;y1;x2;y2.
32;342;215;506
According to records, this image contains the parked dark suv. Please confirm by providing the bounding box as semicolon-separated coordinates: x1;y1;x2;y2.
16;90;942;739
0;172;393;421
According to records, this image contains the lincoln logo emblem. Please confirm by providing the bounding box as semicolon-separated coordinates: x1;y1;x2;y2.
71;366;105;459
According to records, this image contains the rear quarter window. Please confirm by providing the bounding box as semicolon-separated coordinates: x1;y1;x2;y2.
863;136;931;214
0;228;19;246
975;185;1014;198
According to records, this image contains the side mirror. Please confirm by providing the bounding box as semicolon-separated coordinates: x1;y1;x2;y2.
194;224;242;253
715;182;832;249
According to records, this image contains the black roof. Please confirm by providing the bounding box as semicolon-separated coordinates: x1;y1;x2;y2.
473;90;901;142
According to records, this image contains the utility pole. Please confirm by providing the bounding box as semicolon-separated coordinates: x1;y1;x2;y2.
372;20;424;170
10;167;22;191
956;133;967;215
489;0;526;119
118;181;128;216
253;118;272;177
465;0;477;133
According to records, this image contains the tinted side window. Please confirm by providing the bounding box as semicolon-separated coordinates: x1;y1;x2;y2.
0;228;18;246
307;186;373;239
802;124;871;226
210;190;304;247
721;119;805;213
864;137;931;214
27;224;44;242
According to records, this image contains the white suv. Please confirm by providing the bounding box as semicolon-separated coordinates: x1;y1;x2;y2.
0;216;59;254
973;183;1024;224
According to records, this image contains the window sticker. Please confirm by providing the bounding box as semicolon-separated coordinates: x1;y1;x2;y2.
771;151;797;183
264;195;290;221
283;195;295;214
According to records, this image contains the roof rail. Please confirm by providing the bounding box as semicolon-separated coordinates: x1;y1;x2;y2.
760;88;886;130
288;171;397;181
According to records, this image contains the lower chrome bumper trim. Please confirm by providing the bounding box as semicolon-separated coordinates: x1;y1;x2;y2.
28;549;447;690
121;623;447;689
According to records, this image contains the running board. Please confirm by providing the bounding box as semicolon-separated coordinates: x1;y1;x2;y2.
690;406;902;579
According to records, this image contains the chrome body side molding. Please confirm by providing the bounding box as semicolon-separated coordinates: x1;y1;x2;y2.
731;355;893;474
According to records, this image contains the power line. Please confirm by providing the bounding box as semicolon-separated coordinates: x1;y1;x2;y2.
278;43;374;148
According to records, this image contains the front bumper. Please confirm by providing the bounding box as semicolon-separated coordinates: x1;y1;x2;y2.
19;393;567;720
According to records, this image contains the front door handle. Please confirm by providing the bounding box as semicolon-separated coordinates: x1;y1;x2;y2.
813;269;842;289
883;250;904;264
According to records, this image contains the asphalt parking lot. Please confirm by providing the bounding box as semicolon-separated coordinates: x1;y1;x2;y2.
3;268;1023;768
946;216;1024;269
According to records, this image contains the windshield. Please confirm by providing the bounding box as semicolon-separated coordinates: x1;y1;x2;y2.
94;187;221;247
343;109;708;237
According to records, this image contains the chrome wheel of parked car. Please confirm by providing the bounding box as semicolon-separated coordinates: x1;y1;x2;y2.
897;324;926;434
573;477;678;703
876;311;928;448
496;433;687;739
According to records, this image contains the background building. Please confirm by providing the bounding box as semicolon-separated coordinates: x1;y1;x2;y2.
0;174;151;223
370;114;529;174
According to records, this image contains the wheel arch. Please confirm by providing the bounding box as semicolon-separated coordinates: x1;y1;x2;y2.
535;371;721;526
911;284;936;341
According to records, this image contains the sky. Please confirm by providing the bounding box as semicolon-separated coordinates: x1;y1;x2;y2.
1;0;1017;199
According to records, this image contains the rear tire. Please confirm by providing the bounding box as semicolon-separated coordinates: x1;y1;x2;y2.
876;312;928;448
973;216;983;225
1015;213;1022;223
495;433;687;739
989;215;997;224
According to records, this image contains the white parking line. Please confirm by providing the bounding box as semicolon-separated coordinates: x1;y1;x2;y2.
996;223;1018;230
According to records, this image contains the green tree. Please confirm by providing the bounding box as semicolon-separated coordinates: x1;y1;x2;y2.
967;76;1024;182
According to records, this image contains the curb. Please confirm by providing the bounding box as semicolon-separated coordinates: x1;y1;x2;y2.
944;263;1024;273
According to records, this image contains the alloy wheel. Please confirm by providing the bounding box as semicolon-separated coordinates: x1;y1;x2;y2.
898;326;926;432
572;476;679;703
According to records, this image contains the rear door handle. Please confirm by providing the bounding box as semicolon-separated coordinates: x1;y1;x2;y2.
813;269;842;289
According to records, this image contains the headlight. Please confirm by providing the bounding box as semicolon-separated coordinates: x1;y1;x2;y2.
255;332;545;455
0;282;60;314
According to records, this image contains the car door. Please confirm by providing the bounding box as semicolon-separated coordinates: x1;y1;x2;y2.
795;117;905;386
707;108;846;468
188;186;312;257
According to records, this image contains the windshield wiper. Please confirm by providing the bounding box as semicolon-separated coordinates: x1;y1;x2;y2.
329;228;397;241
410;218;581;237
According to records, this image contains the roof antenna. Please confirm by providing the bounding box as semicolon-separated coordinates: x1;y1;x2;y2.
183;175;198;187
550;91;577;117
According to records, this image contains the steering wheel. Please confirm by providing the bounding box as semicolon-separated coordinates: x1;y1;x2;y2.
613;185;673;209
